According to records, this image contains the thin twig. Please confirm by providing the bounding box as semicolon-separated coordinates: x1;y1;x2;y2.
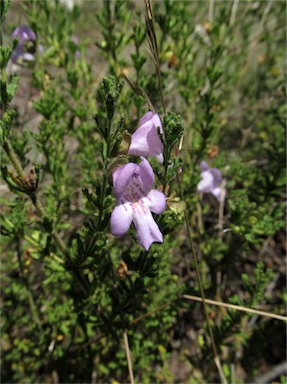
229;0;240;27
209;0;214;23
123;330;135;384
254;361;287;384
2;136;89;295
16;242;42;330
183;294;287;322
3;138;26;180
242;0;273;77
218;180;227;239
130;294;287;328
129;294;286;331
130;303;171;325
144;0;166;113
259;0;273;32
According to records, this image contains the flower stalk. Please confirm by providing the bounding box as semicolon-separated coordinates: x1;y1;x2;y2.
16;242;42;330
2;137;26;180
2;135;89;295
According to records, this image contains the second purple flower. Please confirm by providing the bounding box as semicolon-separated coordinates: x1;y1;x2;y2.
197;161;223;201
128;111;164;163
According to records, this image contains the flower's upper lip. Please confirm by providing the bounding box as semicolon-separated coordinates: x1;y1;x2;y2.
12;25;36;42
113;158;154;201
112;163;138;200
139;111;154;126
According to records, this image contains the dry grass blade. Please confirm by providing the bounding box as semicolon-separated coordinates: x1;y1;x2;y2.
144;0;159;67
123;330;135;384
130;295;286;328
229;0;240;26
254;361;287;384
121;71;155;112
183;294;287;321
130;303;171;325
144;0;165;112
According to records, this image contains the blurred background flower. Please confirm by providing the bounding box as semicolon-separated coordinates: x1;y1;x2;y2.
11;25;36;64
197;161;223;201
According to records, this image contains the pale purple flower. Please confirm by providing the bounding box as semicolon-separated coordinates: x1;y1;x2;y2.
11;25;36;64
70;36;79;44
70;36;81;59
11;25;36;44
38;44;44;55
128;111;164;163
110;157;166;251
197;161;222;201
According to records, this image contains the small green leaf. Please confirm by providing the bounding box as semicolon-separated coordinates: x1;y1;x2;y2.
7;74;19;101
102;140;107;160
1;0;10;22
